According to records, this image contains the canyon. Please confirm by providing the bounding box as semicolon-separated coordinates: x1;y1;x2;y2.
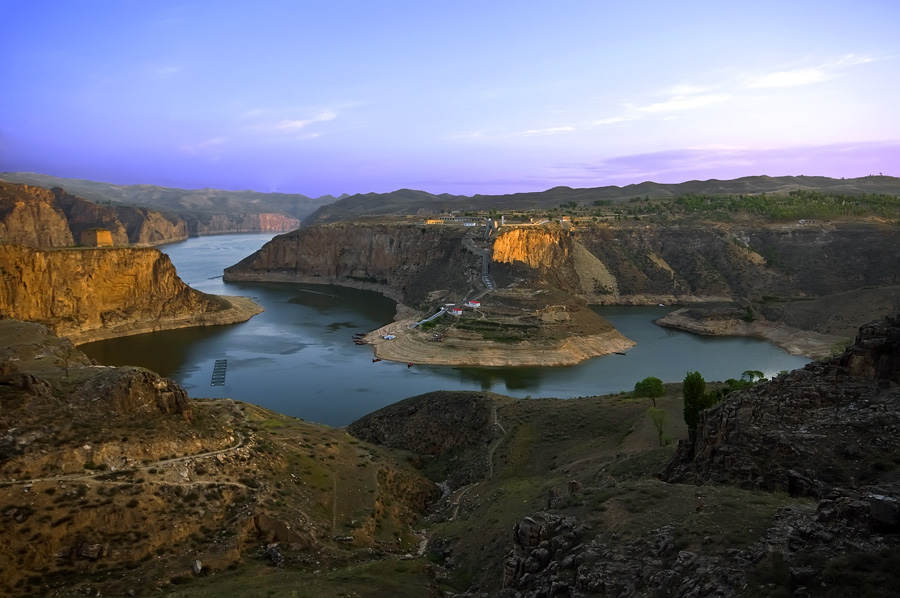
1;173;327;238
0;181;188;247
225;218;900;362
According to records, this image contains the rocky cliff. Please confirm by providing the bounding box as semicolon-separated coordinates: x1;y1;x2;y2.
0;181;189;246
185;210;300;236
0;182;76;247
491;221;900;304
663;314;900;495
225;223;477;305
1;172;324;235
0;243;261;343
349;391;500;488
226;220;900;315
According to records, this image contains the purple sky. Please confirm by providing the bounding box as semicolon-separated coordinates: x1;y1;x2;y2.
2;1;898;198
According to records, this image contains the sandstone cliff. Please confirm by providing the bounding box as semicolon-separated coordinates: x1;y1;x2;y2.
0;182;75;247
492;221;900;304
0;243;262;343
227;220;900;313
1;172;321;236
0;181;189;247
225;223;477;305
185;211;300;236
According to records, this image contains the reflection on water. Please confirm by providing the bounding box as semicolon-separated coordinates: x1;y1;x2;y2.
80;234;811;427
451;367;547;391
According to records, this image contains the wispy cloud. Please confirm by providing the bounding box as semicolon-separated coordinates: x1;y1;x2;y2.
180;136;226;161
590;115;636;126
275;110;337;131
632;93;730;113
518;126;575;136
241;108;340;140
743;68;832;89
742;54;875;89
544;141;900;185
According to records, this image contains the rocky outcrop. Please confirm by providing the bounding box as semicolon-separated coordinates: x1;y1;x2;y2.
0;243;262;343
663;314;900;495
227;220;900;318
1;172;330;229
0;181;189;247
185;211;300;236
71;366;193;421
0;182;75;247
349;391;499;488
225;223;476;306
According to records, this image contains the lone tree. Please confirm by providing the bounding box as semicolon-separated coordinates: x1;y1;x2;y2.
633;376;665;406
683;371;713;435
646;406;668;447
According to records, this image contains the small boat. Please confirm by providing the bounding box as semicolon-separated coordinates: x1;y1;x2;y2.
372;358;382;363
407;362;413;368
615;352;627;356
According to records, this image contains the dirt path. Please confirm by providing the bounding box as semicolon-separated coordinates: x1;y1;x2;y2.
11;404;252;487
486;404;506;479
449;485;474;521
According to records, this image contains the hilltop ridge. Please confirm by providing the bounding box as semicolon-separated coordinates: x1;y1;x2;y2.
303;174;900;224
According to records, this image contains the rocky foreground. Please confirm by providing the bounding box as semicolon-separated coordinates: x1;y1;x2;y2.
495;316;900;597
2;311;899;596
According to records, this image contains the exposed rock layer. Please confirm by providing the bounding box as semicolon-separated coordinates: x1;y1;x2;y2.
226;221;900;311
0;181;188;246
225;223;475;305
0;243;261;343
663;314;900;495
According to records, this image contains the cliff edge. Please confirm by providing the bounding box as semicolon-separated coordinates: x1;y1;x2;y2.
0;243;262;344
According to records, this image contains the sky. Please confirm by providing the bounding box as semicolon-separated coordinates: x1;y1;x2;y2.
2;1;899;198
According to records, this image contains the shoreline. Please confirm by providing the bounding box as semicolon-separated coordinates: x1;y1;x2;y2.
655;308;841;360
67;295;264;346
364;316;636;367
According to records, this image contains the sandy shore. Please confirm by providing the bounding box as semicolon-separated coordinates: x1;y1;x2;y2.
364;316;635;367
67;295;264;345
656;309;841;360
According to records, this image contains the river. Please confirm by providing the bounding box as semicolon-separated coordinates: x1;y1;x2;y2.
80;234;810;426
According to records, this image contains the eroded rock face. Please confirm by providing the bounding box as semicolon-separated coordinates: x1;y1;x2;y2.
348;391;498;488
186;211;300;236
663;314;900;495
72;367;192;421
0;244;228;342
226;220;900;314
0;183;74;247
493;228;571;271
225;223;475;305
0;181;189;247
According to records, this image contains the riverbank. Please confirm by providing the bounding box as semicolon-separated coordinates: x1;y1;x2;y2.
68;295;263;345
656;308;841;360
365;315;635;367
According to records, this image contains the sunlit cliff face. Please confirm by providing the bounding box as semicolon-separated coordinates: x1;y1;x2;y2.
0;245;221;340
491;228;570;270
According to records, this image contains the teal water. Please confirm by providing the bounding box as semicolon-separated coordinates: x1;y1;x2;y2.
80;234;810;426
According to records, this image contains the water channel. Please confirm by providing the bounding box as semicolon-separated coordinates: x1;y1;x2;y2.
80;233;810;426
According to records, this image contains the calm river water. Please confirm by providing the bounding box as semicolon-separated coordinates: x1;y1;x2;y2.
80;234;810;426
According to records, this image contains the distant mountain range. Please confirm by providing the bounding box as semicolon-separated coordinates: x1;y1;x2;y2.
4;172;899;228
304;174;900;224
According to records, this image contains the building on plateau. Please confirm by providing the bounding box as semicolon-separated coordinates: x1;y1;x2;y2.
80;228;114;247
